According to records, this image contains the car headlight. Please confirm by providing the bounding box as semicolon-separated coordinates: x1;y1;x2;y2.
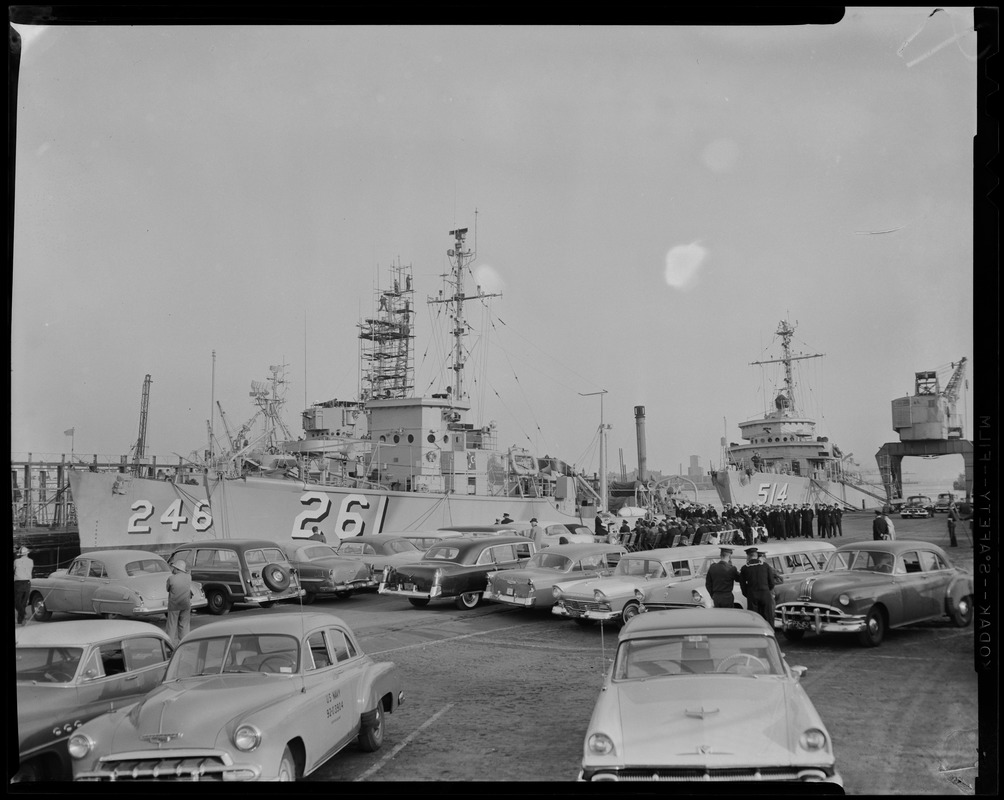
552;586;563;599
837;594;850;606
233;723;262;751
587;733;616;756
68;733;95;759
634;589;646;603
594;589;607;602
691;590;703;604
799;728;828;751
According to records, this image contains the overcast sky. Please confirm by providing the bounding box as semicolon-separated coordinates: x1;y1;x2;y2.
11;10;978;485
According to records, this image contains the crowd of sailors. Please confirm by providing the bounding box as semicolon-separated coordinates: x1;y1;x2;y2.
596;499;848;549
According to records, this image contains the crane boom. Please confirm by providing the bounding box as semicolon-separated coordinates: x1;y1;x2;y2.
134;374;151;460
943;357;967;404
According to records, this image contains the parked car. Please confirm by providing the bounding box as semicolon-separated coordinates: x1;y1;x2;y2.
551;545;724;626
168;539;303;615
901;494;935;517
279;542;376;603
15;620;173;781
373;529;470;551
68;612;404;782
637;540;837;611
28;550;208;622
774;540;973;646
380;535;536;609
484;543;628;610
900;502;930;519
578;608;842;786
934;492;957;513
480;521;598;546
334;535;425;578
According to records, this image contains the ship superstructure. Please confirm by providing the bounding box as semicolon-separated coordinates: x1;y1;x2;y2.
66;226;587;553
715;320;886;509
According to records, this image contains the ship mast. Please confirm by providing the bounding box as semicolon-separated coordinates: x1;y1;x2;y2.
429;225;501;402
749;320;823;416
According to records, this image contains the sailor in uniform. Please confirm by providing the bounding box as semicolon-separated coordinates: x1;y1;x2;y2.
739;546;778;627
705;546;741;608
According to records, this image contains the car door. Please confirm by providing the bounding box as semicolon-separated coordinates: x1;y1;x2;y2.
893;550;933;624
301;627;363;770
74;636;169;717
915;549;952;619
46;558;90;612
79;559;110;613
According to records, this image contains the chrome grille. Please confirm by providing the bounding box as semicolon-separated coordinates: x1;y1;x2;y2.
591;766;832;782
777;603;845;623
76;755;250;781
562;598;602;613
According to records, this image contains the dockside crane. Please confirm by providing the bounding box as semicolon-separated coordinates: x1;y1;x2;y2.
131;374;152;467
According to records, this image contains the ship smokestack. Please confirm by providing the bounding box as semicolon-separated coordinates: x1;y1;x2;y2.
634;405;648;483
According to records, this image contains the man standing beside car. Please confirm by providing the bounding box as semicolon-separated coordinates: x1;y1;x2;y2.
947;504;959;547
706;547;740;608
13;545;33;626
739;547;777;627
165;560;192;645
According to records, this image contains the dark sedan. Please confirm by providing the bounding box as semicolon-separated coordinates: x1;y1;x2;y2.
379;536;536;609
280;542;377;603
333;535;425;579
773;540;973;646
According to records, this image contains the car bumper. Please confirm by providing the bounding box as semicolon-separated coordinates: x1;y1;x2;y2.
378;582;442;600
775;603;866;634
551;603;618;621
578;764;843;786
307;578;378;596
484;588;536;607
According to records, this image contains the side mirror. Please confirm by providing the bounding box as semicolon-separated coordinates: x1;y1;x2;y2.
790;665;808;679
83;668;99;680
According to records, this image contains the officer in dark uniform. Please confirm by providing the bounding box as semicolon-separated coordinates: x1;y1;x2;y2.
739;547;778;627
705;547;741;608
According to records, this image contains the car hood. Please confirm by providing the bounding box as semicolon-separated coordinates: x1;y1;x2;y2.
775;571;890;602
102;676;295;751
558;575;653;599
609;677;814;766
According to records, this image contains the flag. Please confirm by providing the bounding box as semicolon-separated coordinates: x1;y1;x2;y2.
64;428;75;436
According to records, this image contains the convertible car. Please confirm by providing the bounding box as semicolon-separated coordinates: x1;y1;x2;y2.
380;536;535;609
483;543;628;610
578;609;842;786
552;545;723;626
28;550;207;621
15;620;173;781
280;542;376;603
774;540;973;646
69;612;404;782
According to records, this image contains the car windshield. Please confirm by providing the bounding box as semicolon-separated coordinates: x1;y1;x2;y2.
17;646;84;683
168;634;300;678
527;552;573;571
826;549;895;574
125;559;170;576
613;634;784;680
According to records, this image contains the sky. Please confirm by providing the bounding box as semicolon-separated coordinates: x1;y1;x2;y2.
10;9;980;487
